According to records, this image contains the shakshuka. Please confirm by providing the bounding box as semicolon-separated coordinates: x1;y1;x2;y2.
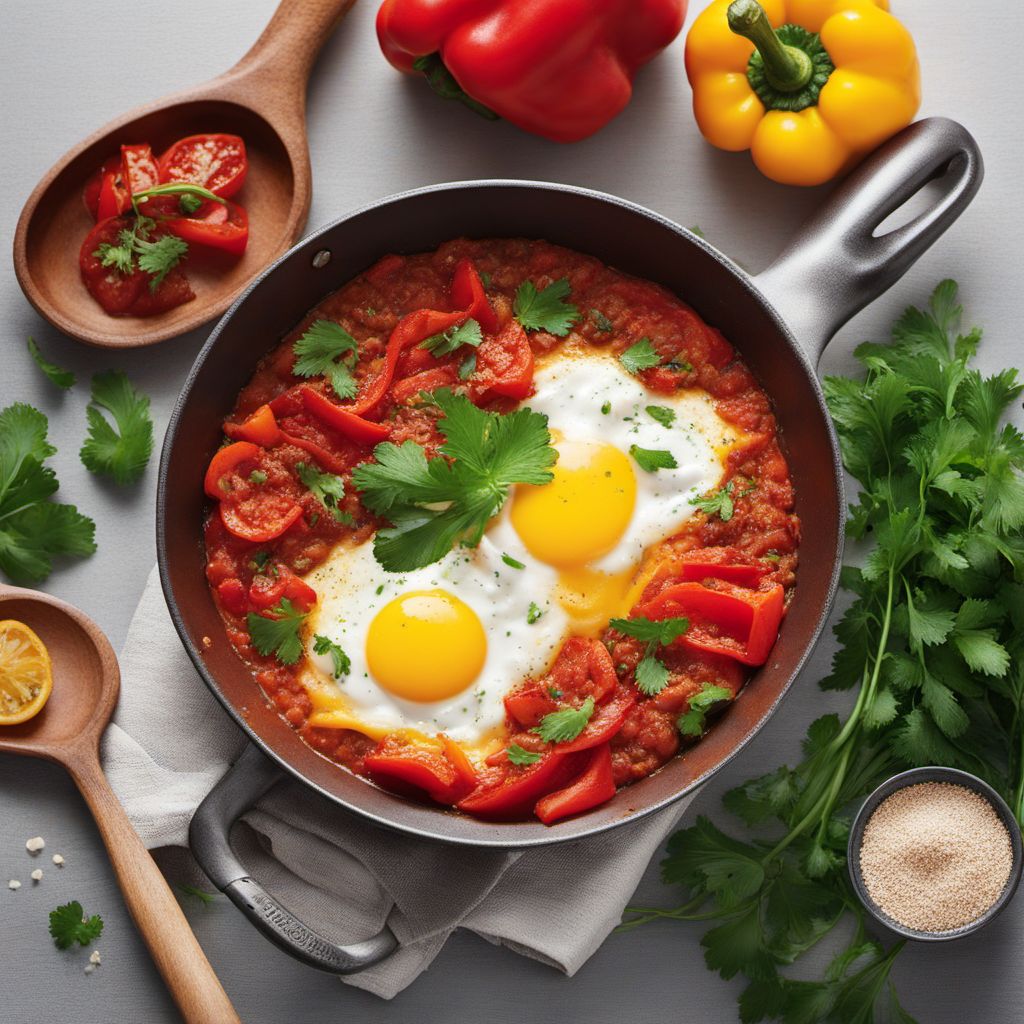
203;238;799;824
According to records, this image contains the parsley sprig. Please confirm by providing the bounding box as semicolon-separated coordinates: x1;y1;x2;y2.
49;901;103;949
296;462;353;524
79;371;153;485
247;598;309;664
0;403;95;583
620;281;1024;1023
514;279;580;336
533;696;595;743
312;634;350;678
352;390;556;571
609;616;690;696
27;338;75;390
689;481;734;522
292;321;359;400
420;318;483;357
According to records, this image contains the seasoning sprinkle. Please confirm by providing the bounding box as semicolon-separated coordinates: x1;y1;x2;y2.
859;781;1013;933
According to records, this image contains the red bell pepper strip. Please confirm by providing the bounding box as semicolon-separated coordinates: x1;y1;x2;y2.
225;404;283;447
449;258;498;333
204;441;261;499
676;561;766;588
469;320;534;401
390;365;459;405
279;430;350;476
457;751;582;820
341;259;493;415
554;685;635;754
637;581;785;667
376;0;687;143
535;743;616;825
505;680;560;729
366;736;477;804
300;387;392;444
440;734;480;792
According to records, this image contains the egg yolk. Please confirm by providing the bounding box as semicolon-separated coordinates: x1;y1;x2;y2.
510;440;637;568
365;589;487;702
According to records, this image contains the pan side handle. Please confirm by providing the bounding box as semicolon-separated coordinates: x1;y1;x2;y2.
754;117;983;365
189;744;398;974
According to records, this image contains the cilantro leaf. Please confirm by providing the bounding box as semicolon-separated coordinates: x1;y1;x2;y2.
513;279;580;336
178;884;218;904
293;320;358;400
507;743;542;766
134;233;188;291
630;445;678;473
635;655;670;696
646;405;676;428
27;338;75;390
609;615;690;647
247;598;308;664
352;390;556;571
420;318;483;356
79;371;153;485
533;696;595;743
677;682;733;737
458;352;477;380
690;481;734;521
49;901;103;949
591;309;613;333
0;403;95;583
619;338;661;375
296;462;352;524
527;601;544;624
312;634;350;678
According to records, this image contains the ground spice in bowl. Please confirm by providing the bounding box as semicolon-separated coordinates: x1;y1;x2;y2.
858;781;1013;933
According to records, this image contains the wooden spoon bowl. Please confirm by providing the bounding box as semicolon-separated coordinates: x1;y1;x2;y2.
0;584;240;1024
13;0;357;349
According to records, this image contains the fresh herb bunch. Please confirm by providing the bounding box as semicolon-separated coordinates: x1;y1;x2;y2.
621;282;1024;1023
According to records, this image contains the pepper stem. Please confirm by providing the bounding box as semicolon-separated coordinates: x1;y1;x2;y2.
727;0;813;93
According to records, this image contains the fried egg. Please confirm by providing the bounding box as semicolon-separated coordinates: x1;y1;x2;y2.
300;348;745;756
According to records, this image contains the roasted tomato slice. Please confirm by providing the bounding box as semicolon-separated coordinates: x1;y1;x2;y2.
163;199;249;256
83;156;121;219
220;491;302;544
120;143;160;194
535;743;616;825
470;320;534;400
158;133;248;198
96;171;132;221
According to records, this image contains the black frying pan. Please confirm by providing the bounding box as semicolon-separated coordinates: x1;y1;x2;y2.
158;118;982;973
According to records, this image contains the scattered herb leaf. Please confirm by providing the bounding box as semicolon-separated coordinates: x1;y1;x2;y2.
79;371;153;485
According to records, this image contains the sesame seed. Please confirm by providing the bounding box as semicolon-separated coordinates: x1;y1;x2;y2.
25;836;44;854
7;880;21;890
52;854;65;866
859;781;1013;932
30;869;42;882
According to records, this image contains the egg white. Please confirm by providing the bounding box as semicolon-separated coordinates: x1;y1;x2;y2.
299;347;744;750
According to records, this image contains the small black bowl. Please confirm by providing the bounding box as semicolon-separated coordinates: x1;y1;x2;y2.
848;766;1023;941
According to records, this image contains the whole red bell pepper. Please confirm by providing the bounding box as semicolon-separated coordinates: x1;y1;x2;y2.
376;0;688;142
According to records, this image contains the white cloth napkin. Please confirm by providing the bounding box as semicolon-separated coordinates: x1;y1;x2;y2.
101;567;692;999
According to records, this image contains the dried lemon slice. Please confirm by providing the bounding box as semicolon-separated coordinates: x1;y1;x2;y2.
0;620;53;725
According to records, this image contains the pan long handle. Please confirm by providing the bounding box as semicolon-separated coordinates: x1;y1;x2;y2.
189;744;398;974
754;117;983;365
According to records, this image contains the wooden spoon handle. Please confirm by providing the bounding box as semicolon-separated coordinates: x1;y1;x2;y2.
229;0;358;95
69;755;240;1024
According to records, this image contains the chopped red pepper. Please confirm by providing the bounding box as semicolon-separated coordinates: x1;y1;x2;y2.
637;580;785;666
225;404;283;447
376;0;687;142
366;735;478;804
457;751;582;820
555;685;635;754
341;259;494;415
300;387;393;444
535;743;616;824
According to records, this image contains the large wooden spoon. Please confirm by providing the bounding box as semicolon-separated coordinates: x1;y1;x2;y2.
13;0;357;350
0;584;240;1024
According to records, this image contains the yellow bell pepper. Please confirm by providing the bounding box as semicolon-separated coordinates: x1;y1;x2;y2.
685;0;920;186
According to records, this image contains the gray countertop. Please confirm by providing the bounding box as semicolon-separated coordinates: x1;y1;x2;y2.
2;1;1023;1021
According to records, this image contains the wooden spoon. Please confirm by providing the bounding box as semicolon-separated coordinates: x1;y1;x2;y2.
0;584;240;1024
13;0;357;350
